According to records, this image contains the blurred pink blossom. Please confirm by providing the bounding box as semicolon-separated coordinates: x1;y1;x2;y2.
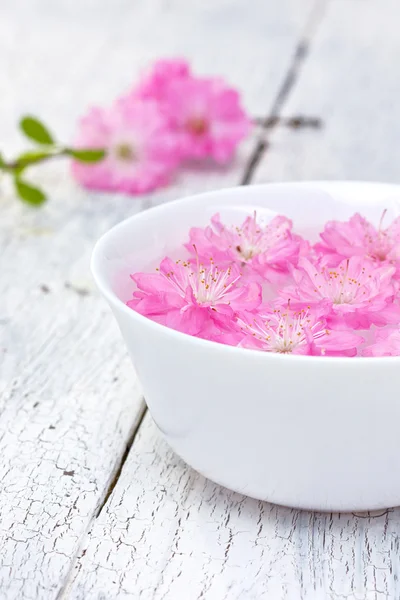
124;59;251;163
72;101;179;194
73;59;251;194
135;58;191;102
161;76;251;163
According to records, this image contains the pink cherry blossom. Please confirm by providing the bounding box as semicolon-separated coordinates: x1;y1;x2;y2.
128;257;261;341
124;207;400;357
186;212;306;282
123;62;251;164
134;58;191;102
363;328;400;357
316;211;400;273
72;100;179;194
237;305;362;356
279;256;399;329
162;76;251;163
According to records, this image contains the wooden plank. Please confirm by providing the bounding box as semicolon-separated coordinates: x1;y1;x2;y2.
252;0;400;183
66;2;400;599
69;415;400;600
0;0;318;598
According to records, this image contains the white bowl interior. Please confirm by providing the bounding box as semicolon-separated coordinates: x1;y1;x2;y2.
93;181;400;306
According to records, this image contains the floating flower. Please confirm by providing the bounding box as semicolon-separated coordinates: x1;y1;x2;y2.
316;211;400;273
126;209;400;357
72;100;179;194
237;305;362;356
187;212;305;282
279;256;399;329
363;328;400;357
128;257;261;341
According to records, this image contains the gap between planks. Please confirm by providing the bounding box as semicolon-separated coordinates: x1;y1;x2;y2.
242;0;326;184
94;401;148;519
56;400;147;600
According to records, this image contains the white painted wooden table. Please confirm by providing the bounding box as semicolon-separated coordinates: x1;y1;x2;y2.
1;1;400;598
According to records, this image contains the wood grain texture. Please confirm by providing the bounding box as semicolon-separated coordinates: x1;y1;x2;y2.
69;415;400;600
0;0;319;598
64;2;400;599
253;0;400;184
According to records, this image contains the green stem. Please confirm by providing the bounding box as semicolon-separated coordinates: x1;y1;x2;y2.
1;148;70;172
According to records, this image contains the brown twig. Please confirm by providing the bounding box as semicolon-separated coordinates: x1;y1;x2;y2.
252;115;323;129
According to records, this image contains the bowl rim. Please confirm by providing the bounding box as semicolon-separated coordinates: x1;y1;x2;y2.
91;180;400;364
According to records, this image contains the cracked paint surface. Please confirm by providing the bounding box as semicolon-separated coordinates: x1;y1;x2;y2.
3;0;400;599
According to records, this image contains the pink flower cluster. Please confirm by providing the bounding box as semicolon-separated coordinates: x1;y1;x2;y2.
127;211;400;357
72;59;251;194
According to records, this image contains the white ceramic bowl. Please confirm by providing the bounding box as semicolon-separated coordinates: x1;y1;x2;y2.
91;181;400;512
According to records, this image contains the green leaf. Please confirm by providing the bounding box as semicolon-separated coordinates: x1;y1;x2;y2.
67;148;106;163
0;152;5;168
14;178;47;206
19;116;55;145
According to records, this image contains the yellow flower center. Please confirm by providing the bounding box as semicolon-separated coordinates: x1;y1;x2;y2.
186;117;209;136
115;143;136;161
